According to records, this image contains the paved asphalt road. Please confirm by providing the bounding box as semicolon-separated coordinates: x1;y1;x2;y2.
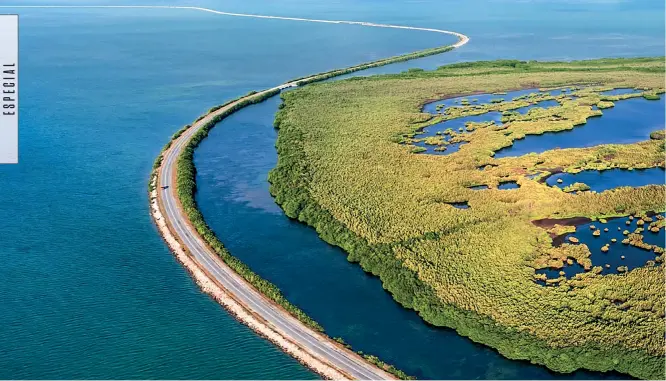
152;18;467;379
158;86;393;380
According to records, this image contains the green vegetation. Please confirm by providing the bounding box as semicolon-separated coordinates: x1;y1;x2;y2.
361;354;415;380
148;124;192;192
292;45;454;87
331;337;415;380
563;182;591;193
149;34;475;380
269;58;666;379
650;129;665;140
173;89;331;333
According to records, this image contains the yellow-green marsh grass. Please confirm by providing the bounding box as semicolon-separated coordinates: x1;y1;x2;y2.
269;58;666;379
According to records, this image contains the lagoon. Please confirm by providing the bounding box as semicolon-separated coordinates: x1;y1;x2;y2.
546;167;665;192
422;88;567;114
495;97;665;158
415;87;572;155
415;88;567;155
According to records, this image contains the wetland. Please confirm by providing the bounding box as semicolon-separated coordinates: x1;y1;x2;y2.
270;58;666;380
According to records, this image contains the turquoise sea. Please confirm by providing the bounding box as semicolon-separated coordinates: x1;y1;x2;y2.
0;0;664;379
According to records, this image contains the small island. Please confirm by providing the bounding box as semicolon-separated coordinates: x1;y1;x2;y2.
269;58;665;379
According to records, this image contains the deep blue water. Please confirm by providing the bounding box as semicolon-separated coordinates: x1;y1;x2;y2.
495;97;666;158
546;167;666;192
2;0;664;379
537;214;665;280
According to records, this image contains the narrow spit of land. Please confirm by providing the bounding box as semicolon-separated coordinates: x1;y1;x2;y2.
9;4;470;378
5;4;469;377
152;86;392;380
147;25;469;381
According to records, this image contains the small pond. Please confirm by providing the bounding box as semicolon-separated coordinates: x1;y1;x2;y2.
546;167;665;192
536;213;665;282
468;182;520;190
498;181;520;190
537;262;586;280
468;185;489;190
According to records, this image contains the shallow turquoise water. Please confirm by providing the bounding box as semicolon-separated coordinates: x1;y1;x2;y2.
1;0;664;379
0;6;327;379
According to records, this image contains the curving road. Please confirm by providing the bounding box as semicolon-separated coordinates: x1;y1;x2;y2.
158;86;397;380
153;21;466;372
6;4;469;378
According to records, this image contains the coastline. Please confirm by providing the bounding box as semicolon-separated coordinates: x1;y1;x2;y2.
267;60;665;380
144;14;469;379
149;179;350;380
150;87;396;380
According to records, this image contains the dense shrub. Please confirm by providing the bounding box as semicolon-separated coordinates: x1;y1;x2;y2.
269;58;666;379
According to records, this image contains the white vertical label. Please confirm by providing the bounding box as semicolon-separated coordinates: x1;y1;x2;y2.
0;15;18;164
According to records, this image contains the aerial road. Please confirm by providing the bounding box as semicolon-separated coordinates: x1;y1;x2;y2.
14;4;472;378
155;84;397;380
144;9;468;377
